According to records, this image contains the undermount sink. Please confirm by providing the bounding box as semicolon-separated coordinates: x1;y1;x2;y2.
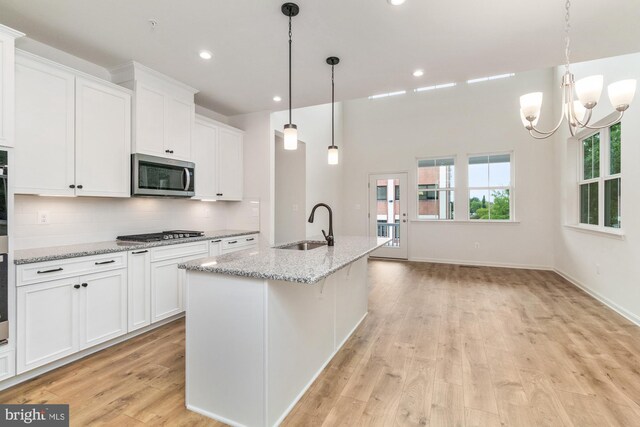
278;241;327;251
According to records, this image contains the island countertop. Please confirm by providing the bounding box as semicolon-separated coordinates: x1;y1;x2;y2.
178;236;390;284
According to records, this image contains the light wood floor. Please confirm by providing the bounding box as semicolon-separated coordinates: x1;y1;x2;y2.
3;261;640;426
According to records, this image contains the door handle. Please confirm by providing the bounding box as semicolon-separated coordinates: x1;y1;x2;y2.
211;240;222;243
74;284;80;289
131;250;148;255
95;260;115;265
183;168;191;191
228;241;238;244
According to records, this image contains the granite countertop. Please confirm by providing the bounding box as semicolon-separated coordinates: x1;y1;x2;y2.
178;236;391;285
14;230;259;265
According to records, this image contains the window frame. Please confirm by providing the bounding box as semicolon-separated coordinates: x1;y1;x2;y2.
467;151;515;222
577;122;622;231
415;155;456;221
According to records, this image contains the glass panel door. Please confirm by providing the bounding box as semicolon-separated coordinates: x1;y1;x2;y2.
369;173;408;259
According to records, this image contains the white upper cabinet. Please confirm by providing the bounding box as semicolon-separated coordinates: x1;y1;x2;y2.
111;62;197;161
193;116;219;200
193;114;243;201
135;83;166;156
217;127;243;201
14;52;132;197
0;25;24;148
15;54;76;196
75;77;131;197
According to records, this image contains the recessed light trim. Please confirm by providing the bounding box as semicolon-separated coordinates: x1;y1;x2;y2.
273;96;282;102
199;50;213;60
413;69;424;77
387;0;406;5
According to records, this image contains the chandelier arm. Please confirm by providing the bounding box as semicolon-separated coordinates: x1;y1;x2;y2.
529;110;566;136
575;111;624;130
528;130;554;140
568;120;576;137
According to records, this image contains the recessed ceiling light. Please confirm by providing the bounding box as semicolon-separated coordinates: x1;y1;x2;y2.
413;69;424;77
199;50;213;60
387;0;406;5
273;96;282;102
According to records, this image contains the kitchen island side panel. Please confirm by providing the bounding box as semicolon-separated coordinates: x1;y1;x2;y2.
266;273;338;425
185;272;266;427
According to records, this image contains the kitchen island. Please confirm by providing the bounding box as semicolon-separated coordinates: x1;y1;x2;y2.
179;236;390;427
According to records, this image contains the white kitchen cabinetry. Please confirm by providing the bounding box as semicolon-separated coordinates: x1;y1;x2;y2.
127;249;151;332
14;54;75;196
150;241;208;323
217;128;243;200
79;269;127;349
193;115;244;201
14;52;132;197
17;277;79;374
209;239;222;257
16;254;128;373
111;62;196;161
75;77;131;197
221;234;259;254
0;25;24;147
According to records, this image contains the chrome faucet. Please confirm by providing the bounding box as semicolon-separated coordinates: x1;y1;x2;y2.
308;203;334;246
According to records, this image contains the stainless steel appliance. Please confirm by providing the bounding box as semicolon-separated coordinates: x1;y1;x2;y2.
0;150;8;344
117;230;204;242
132;153;195;197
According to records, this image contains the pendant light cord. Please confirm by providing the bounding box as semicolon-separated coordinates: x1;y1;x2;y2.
288;16;293;125
331;64;335;148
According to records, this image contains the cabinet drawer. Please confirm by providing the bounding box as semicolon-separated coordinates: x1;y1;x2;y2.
0;349;16;382
221;234;259;253
18;252;127;286
150;241;208;262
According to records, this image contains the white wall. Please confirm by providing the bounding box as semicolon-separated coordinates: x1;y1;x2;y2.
228;111;273;241
553;52;640;323
274;136;306;245
271;103;344;239
341;69;557;268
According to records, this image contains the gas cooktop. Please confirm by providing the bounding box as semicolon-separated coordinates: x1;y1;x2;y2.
116;230;204;242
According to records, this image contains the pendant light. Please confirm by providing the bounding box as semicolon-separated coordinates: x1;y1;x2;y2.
519;0;636;139
282;3;299;150
327;57;340;165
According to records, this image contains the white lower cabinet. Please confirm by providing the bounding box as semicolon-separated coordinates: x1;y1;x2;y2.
79;269;127;349
151;258;183;323
17;277;80;374
17;265;127;374
209;239;222;257
127;249;151;332
0;350;16;382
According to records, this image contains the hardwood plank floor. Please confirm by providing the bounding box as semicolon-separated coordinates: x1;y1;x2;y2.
2;260;640;426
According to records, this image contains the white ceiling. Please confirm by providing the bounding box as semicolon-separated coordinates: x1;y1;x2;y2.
0;0;639;116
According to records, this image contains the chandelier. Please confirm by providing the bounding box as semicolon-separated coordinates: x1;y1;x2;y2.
519;0;636;139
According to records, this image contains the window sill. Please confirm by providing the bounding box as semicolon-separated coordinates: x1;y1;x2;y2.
411;219;520;224
564;224;625;240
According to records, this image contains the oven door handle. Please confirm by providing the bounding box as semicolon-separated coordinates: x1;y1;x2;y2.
183;168;191;191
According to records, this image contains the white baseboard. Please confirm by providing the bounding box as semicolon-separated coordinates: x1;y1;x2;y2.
553;268;640;327
186;405;247;427
407;256;553;271
0;313;185;391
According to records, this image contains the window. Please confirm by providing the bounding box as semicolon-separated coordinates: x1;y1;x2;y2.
579;122;621;229
468;153;512;220
376;186;387;201
417;157;455;220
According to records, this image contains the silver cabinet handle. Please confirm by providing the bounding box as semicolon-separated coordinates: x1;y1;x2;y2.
132;250;148;255
37;267;63;274
95;260;115;265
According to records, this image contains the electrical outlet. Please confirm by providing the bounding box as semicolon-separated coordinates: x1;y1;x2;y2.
38;211;50;224
474;242;480;249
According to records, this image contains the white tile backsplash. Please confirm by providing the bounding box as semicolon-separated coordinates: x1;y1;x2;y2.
14;195;260;250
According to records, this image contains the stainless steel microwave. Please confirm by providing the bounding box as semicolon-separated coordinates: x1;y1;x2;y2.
132;153;195;197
